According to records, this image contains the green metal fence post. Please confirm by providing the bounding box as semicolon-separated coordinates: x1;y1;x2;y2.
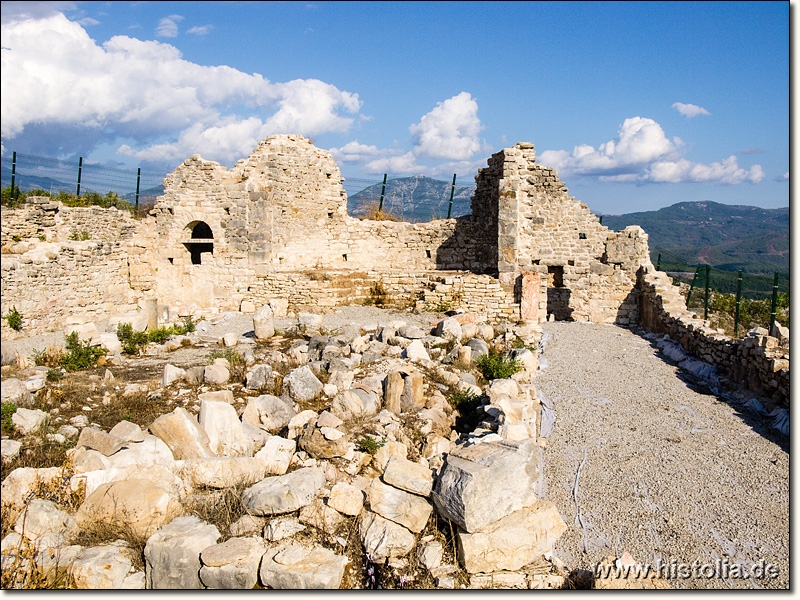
703;264;710;321
447;174;456;219
656;253;661;271
599;216;603;225
733;270;743;336
10;151;17;202
135;168;141;213
686;265;700;306
770;272;779;333
378;174;387;212
76;157;83;197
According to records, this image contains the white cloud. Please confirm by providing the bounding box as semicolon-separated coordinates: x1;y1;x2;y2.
0;12;362;165
539;117;682;177
156;14;183;38
187;25;213;36
364;152;422;175
410;92;483;160
328;141;382;163
649;156;764;184
672;102;711;118
774;171;789;182
539;117;763;185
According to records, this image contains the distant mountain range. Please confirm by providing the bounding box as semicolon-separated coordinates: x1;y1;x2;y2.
600;201;789;276
348;175;475;222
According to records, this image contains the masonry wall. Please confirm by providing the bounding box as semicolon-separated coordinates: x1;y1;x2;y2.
638;269;789;408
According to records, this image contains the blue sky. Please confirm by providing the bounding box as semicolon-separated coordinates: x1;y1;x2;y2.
0;1;789;214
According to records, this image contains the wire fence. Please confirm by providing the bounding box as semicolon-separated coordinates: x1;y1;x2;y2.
652;248;789;336
1;152;167;208
1;151;477;222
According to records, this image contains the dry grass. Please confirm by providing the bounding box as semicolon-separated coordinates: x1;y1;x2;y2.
359;201;398;222
181;484;249;542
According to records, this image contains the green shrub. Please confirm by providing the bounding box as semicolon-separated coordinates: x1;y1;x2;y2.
357;436;385;455
475;348;522;381
1;402;17;433
116;322;149;355
60;332;106;372
4;306;23;332
447;389;484;433
69;230;90;241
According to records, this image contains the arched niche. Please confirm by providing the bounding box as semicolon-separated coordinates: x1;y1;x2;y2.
183;221;214;265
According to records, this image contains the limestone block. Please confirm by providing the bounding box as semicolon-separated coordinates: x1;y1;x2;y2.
1;378;33;407
242;394;295;432
76;426;126;456
367;478;432;534
108;420;145;443
1;439;22;462
432;439;539;533
33;542;83;587
259;543;348;589
76;479;182;539
245;364;273;390
486;378;520;402
253;305;274;339
254;436;296;475
328;482;365;516
71;541;133;589
401;371;425;411
144;516;221;589
241;466;325;516
403;340;430;362
298;418;349;459
418;539;443;571
359;511;416;563
11;407;48;435
382;457;433;497
269;298;289;318
264;517;306;542
283;365;323;403
373;441;408;472
179;457;267;489
287;409;318;439
104;434;176;470
435;317;463;342
1;467;61;511
199;536;267;589
199;399;253;457
331;388;379;421
149;407;215;460
465;338;489;360
204;363;230;385
14;498;77;542
383;371;403;414
299;498;345;534
457;501;566;574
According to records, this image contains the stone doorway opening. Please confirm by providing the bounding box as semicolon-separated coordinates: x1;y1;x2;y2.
547;265;573;320
184;221;214;265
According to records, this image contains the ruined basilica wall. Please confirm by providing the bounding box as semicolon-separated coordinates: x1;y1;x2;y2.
638;269;789;409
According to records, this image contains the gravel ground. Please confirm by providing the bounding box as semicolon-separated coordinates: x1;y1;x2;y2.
536;321;789;589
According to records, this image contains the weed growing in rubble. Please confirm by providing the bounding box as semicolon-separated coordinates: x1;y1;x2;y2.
1;402;16;433
60;332;107;372
4;306;23;331
357;435;385;455
116;317;196;354
475;348;522;381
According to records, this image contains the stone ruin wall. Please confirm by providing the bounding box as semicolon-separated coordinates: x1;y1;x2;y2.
638;269;789;409
0;134;787;407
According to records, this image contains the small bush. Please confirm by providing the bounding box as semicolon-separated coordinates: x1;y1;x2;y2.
68;230;90;241
117;319;196;354
1;402;16;433
60;332;107;372
4;306;23;331
448;390;484;433
357;436;385;455
475;348;522;381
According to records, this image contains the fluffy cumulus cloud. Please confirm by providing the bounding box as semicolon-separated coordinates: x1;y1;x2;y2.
410;92;483;160
0;11;362;166
672;102;711;118
540;117;763;185
331;92;485;176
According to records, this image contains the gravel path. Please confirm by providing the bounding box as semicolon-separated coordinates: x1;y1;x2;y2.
536;321;789;589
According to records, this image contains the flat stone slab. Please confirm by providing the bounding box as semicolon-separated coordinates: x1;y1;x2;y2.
241;466;325;516
259;543;348;589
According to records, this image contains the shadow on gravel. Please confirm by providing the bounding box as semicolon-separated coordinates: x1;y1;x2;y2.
630;326;789;454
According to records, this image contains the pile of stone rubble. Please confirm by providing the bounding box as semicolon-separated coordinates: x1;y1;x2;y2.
2;307;573;589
